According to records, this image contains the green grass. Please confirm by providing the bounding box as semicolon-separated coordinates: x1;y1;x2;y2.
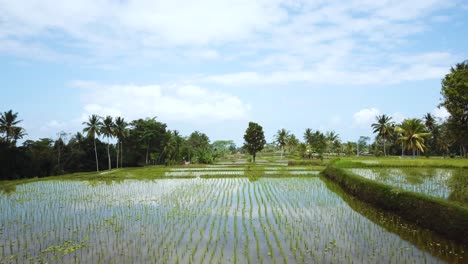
335;156;468;168
323;164;468;244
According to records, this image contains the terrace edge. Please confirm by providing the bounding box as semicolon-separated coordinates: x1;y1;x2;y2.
322;164;468;244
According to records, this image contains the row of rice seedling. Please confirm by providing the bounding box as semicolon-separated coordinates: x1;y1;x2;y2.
347;168;467;205
1;177;467;263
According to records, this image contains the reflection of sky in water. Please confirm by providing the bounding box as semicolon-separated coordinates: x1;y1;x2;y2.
0;178;465;263
348;168;467;204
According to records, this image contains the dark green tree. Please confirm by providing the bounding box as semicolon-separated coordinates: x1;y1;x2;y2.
275;128;290;160
243;122;266;162
114;117;128;168
440;60;468;157
0;110;26;146
371;114;394;156
101;116;114;170
83;114;102;172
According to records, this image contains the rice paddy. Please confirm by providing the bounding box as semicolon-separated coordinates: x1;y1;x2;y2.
1;172;467;263
347;168;468;206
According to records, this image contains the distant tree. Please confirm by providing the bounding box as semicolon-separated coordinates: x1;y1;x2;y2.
357;136;371;156
243;122;266;162
101;116;114;170
187;131;212;163
304;128;313;146
371;114;394;156
275;128;290;160
325;131;339;154
0;110;26;146
312;131;327;155
345;141;356;156
114;117;128;168
129;117;167;165
212;140;236;158
395;119;431;156
440;60;468;157
423;113;436;131
83;114;102;172
286;134;299;153
423;113;438;155
54;131;69;174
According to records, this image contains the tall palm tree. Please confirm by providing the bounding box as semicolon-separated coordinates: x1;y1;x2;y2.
0;110;24;145
371;115;394;157
83;114;102;172
287;134;299;153
423;113;436;131
395;118;431;157
275;128;290;160
304;128;313;146
114;117;128;168
101;116;114;170
325;131;339;154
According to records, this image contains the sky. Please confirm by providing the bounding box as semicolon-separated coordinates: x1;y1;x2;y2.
1;0;467;145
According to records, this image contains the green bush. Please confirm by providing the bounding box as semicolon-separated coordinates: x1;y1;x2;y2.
323;165;468;244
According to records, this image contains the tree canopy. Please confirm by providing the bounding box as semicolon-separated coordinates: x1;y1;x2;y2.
243;122;266;162
440;60;468;157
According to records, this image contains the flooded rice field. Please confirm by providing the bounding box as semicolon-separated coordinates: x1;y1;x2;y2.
1;177;466;263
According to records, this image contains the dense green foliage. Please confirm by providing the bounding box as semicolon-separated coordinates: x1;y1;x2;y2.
243;122;266;162
0;114;237;180
441;60;468;158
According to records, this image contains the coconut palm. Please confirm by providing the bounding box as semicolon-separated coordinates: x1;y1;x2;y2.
0;110;25;145
371;115;394;156
395;118;431;157
101;116;114;170
325;131;339;154
304;128;313;146
114;117;128;168
423;113;436;131
83;114;102;172
275;128;290;160
287;134;299;153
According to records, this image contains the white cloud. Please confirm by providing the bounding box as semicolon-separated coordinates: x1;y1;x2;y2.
353;108;380;129
40;120;66;132
0;0;462;85
432;107;450;121
391;112;406;124
72;81;251;123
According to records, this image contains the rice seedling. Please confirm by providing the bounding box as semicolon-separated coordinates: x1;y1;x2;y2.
1;172;467;263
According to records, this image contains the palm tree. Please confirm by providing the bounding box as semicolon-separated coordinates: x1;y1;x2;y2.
325;131;339;154
0;110;25;145
286;134;299;153
304;128;313;146
101;116;114;170
114;117;128;169
83;114;102;172
395;119;431;157
371;115;394;157
423;113;436;131
275;128;290;160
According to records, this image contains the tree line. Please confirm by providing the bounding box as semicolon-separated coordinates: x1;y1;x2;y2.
0;114;236;180
1;60;466;179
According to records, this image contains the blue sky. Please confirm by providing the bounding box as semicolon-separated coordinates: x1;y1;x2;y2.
1;0;467;145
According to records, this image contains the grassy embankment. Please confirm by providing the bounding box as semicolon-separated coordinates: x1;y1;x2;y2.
323;157;468;244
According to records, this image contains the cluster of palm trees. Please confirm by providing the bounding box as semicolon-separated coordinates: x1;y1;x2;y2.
372;114;431;157
0;110;26;146
82;115;128;171
274;128;342;158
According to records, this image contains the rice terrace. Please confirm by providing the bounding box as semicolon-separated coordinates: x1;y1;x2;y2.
1;1;468;263
1;155;467;263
